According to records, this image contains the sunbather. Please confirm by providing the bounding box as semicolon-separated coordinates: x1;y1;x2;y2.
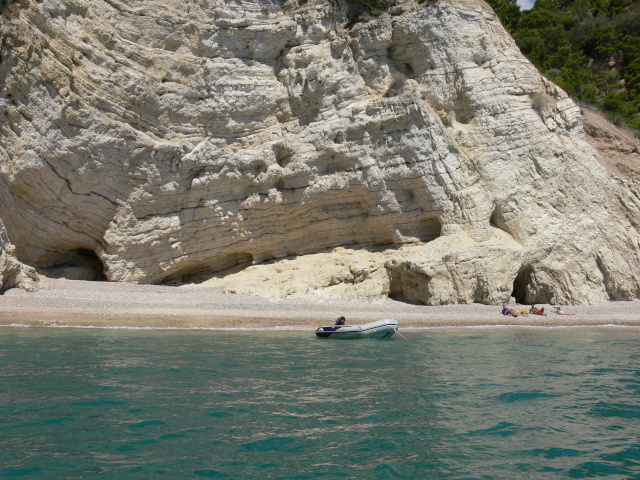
553;307;574;315
502;305;521;317
530;304;547;316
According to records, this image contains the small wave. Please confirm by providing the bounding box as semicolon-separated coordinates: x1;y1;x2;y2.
498;391;561;402
401;324;640;331
529;447;586;458
241;436;296;452
465;421;518;437
591;402;640;419
128;420;167;429
3;323;638;333
194;469;229;478
0;324;315;331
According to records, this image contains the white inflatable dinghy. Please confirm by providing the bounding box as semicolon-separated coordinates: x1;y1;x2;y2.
315;319;399;339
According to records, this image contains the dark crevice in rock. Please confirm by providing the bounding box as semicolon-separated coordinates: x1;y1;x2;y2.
425;216;441;242
160;266;217;286
452;89;474;125
490;206;512;237
511;265;532;304
274;143;294;168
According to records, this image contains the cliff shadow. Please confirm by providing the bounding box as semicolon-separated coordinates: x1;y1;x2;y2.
36;248;107;282
160;252;254;286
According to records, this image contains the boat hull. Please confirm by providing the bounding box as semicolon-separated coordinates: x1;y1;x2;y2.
315;319;399;339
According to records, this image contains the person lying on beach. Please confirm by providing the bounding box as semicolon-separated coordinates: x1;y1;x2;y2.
530;304;547;316
553;307;574;315
501;305;521;317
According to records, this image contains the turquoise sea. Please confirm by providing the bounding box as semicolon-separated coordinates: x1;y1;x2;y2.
1;326;640;479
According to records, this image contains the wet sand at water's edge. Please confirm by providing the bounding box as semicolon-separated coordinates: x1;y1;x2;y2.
1;278;638;329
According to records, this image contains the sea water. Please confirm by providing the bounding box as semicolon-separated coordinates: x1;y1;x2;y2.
1;326;640;479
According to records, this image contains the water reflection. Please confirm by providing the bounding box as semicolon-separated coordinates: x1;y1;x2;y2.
1;327;640;478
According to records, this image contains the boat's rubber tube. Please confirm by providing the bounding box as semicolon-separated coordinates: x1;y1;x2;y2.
315;319;398;339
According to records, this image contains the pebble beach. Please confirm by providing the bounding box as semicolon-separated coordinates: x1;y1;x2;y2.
0;278;638;329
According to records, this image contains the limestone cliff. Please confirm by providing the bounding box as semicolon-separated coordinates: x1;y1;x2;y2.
0;217;43;292
1;0;639;304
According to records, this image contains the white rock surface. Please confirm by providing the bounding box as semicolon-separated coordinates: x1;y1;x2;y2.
1;0;639;303
0;218;43;292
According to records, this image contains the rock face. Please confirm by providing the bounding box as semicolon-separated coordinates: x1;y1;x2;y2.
0;218;43;292
1;0;639;303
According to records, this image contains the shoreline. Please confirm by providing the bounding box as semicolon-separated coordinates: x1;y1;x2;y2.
0;278;638;329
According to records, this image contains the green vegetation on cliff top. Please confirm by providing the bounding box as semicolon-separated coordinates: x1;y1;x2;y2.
486;0;640;129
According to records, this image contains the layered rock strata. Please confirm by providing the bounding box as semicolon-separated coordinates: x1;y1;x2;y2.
1;0;639;303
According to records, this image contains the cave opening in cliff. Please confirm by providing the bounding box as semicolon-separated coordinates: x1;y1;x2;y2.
511;265;532;304
40;248;107;282
78;249;107;279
